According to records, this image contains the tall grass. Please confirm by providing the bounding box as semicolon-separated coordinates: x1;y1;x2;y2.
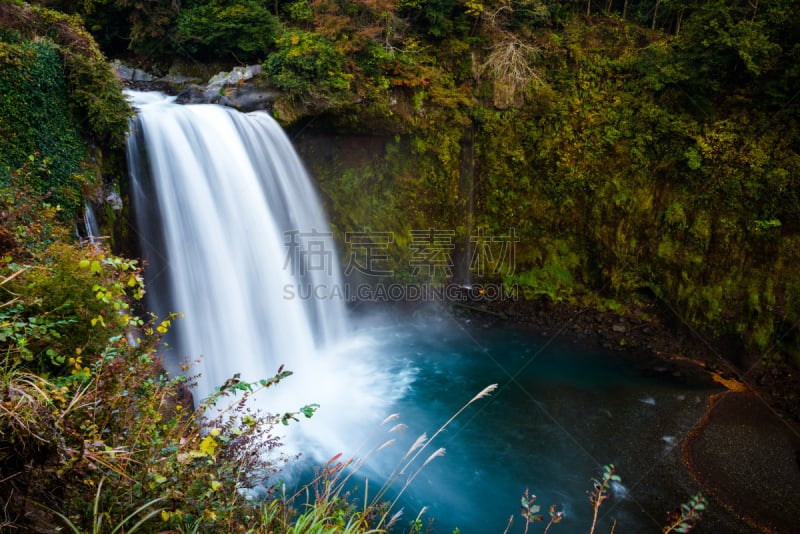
259;384;500;533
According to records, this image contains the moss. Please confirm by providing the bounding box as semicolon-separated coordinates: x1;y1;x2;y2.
0;1;132;220
0;38;89;216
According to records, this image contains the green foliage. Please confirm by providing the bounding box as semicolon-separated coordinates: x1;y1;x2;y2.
514;466;704;534
41;481;164;534
0;179;144;374
671;0;782;94
663;492;707;534
0;38;90;216
282;2;800;368
284;0;314;24
0;336;295;530
519;488;558;528
397;0;470;39
0;2;131;219
176;0;280;60
43;0;181;57
0;2;131;148
266;29;356;120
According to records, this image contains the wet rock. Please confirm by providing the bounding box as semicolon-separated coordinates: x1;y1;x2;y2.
112;61;134;82
155;73;201;88
225;84;281;112
612;323;627;333
105;190;122;211
132;69;155;82
114;61;279;111
175;84;207;105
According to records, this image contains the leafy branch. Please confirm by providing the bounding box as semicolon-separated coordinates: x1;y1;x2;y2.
663;492;707;533
588;464;619;534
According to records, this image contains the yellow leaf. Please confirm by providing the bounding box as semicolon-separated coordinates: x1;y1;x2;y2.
199;435;217;458
203;510;218;521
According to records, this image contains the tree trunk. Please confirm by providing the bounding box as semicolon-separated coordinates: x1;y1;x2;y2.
623;0;629;19
651;0;660;30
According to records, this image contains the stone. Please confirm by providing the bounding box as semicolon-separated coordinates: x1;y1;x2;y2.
112;62;134;82
104;191;122;211
245;64;263;78
132;69;156;82
207;71;230;86
175;85;207;105
156;74;201;87
116;62;279;112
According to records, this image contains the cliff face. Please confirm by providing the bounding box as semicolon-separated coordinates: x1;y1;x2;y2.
125;15;800;376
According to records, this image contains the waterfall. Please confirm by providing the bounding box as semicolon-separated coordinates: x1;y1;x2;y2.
82;202;100;245
126;92;404;459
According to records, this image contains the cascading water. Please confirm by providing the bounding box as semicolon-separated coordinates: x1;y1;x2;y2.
82;202;100;246
126;91;406;459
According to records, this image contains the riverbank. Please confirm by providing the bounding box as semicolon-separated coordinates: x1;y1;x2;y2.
684;391;800;534
448;296;799;417
451;296;800;533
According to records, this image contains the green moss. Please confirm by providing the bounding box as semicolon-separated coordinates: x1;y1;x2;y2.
0;38;89;216
0;2;132;220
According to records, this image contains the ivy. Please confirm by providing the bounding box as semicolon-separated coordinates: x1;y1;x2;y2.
0;39;89;217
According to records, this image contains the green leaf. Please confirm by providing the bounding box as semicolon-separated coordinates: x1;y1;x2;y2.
300;403;319;418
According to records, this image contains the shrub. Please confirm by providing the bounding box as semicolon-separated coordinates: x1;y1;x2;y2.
176;0;280;61
265;29;353;113
0;163;143;374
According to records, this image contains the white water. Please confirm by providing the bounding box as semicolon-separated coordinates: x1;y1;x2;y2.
82;202;100;246
126;92;407;459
